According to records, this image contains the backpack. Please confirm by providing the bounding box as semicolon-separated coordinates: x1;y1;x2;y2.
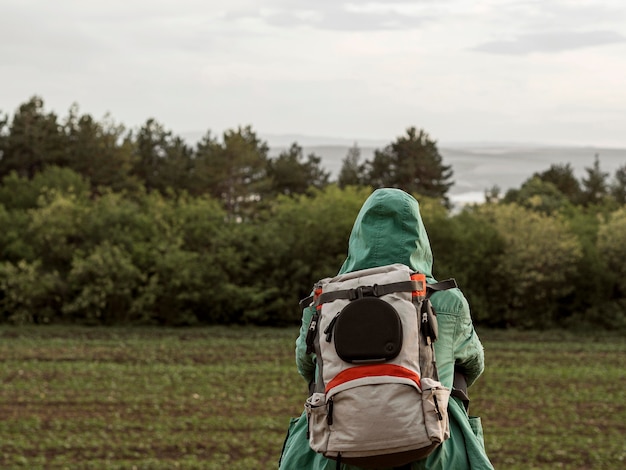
300;263;457;469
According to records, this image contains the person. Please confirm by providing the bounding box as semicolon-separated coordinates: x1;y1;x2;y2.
279;188;494;470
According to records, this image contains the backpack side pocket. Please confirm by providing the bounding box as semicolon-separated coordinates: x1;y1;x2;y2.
421;377;451;444
305;392;330;454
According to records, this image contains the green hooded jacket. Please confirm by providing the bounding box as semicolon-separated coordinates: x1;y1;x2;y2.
279;188;494;470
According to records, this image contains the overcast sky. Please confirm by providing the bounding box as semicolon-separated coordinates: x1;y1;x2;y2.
2;0;626;147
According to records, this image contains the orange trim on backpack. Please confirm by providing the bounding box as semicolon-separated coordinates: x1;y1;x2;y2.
325;364;421;393
411;273;427;297
314;287;323;310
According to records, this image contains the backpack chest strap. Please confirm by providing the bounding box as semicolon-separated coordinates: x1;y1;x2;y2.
316;280;419;305
299;278;458;310
315;278;457;307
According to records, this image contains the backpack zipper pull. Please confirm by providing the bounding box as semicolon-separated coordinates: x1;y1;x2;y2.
305;312;319;354
305;285;324;354
421;302;434;345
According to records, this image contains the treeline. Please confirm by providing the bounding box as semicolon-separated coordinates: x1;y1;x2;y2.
0;96;625;329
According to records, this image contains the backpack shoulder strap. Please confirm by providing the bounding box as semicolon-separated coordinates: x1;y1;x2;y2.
299;294;315;309
425;279;458;299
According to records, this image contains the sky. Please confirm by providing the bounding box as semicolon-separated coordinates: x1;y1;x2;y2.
1;0;626;148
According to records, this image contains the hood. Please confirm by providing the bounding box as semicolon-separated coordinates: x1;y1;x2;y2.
338;188;434;280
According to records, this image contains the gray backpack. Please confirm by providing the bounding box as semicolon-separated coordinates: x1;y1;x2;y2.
300;263;457;468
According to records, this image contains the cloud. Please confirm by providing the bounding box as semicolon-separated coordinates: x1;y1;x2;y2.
472;30;626;55
511;1;626;31
223;1;436;31
0;5;110;72
1;0;625;146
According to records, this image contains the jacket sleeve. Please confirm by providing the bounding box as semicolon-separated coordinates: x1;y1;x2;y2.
453;296;485;387
295;305;316;384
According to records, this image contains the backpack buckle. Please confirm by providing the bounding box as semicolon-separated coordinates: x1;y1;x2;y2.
350;285;378;300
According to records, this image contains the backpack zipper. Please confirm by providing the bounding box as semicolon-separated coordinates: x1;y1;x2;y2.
327;397;334;425
433;393;443;420
305;311;319;354
324;312;341;343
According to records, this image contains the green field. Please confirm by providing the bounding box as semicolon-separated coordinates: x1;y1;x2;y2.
0;327;624;469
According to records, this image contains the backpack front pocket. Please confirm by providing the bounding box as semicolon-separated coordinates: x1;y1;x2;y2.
326;382;433;454
332;297;403;363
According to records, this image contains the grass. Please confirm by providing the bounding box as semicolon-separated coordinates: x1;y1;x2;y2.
472;329;626;469
0;326;624;469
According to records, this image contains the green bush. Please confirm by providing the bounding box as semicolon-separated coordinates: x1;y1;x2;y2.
472;203;583;328
0;166;90;211
63;242;146;324
244;185;371;324
0;175;624;328
0;260;63;324
425;204;505;324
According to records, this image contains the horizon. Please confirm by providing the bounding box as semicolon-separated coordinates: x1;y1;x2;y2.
181;129;626;150
260;138;625;205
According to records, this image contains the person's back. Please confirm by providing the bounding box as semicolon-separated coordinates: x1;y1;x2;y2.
279;188;493;470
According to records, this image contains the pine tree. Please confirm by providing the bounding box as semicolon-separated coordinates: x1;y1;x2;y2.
581;153;609;206
363;127;453;204
337;143;365;188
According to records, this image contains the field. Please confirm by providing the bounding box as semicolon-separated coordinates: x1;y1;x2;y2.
0;327;624;469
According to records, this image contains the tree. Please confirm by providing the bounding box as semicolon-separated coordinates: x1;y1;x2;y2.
265;143;330;196
581;153;609;206
0;110;7;162
25;189;90;274
609;164;626;205
63;105;137;192
130;118;193;194
194;126;269;219
0;165;90;211
0;260;64;324
591;207;626;328
533;163;582;205
484;185;501;204
186;130;219;197
63;242;146;325
363;127;453;205
503;177;571;215
363;149;393;189
0;96;67;179
425;204;505;323
337;143;366;188
474;203;582;327
245;185;371;324
597;207;626;296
